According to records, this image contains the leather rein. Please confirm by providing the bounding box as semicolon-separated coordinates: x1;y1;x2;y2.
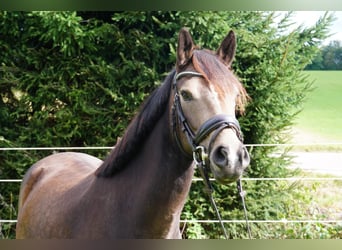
171;70;252;239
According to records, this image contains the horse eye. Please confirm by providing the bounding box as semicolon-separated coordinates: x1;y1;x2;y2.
180;90;193;101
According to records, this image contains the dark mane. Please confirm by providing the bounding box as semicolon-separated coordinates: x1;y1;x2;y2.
95;70;175;177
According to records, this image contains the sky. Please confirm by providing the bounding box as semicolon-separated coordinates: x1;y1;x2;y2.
275;11;342;45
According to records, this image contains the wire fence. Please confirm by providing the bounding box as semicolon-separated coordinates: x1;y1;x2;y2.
1;144;342;227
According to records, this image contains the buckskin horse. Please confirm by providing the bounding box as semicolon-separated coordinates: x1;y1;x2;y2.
16;28;250;239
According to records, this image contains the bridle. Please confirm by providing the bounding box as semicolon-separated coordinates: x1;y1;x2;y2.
172;70;252;239
172;70;243;161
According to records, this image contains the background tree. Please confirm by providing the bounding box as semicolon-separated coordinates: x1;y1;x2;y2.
322;40;342;70
306;40;342;70
0;11;334;238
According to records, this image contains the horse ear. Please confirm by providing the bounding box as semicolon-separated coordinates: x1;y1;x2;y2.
177;28;195;71
217;30;236;68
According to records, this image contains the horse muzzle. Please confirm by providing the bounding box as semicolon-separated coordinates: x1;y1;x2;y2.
209;143;250;184
191;115;250;184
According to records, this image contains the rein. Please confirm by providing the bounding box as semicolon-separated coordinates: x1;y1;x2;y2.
172;70;252;239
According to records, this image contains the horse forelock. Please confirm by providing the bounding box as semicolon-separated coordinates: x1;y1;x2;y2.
95;71;175;177
192;49;248;114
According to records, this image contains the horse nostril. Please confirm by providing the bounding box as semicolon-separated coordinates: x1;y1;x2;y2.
212;146;229;168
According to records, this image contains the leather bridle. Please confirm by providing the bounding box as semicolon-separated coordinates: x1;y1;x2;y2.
171;70;252;239
172;70;243;162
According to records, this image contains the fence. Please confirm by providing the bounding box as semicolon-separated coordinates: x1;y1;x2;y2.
1;144;342;236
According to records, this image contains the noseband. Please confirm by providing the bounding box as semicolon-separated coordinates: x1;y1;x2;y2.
172;70;243;162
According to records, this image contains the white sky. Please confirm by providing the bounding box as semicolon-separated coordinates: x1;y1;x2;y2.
275;11;342;45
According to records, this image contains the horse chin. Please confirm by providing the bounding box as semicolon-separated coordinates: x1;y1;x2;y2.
215;175;240;184
211;165;243;184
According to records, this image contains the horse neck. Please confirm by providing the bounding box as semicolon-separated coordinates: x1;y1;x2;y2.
123;108;194;237
137;108;194;207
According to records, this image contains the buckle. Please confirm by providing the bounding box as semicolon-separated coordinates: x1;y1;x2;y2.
193;146;208;166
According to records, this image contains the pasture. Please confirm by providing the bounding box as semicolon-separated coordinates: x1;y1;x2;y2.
293;71;342;145
291;70;342;239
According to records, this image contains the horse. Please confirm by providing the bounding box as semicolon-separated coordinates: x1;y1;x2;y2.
16;28;250;239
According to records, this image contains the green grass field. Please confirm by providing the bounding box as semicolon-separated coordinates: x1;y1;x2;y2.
293;72;342;232
293;71;342;144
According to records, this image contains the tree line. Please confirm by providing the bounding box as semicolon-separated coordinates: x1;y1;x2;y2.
306;40;342;70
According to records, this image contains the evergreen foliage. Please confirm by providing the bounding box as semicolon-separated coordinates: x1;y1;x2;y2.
0;11;334;238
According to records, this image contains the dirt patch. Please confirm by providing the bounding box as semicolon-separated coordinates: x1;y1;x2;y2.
289;127;342;152
289;127;342;176
289;152;342;176
290;127;342;225
290;127;338;144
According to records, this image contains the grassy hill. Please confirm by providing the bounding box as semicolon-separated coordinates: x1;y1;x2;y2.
292;71;342;149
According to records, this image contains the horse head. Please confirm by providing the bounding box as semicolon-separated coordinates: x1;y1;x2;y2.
172;28;250;184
